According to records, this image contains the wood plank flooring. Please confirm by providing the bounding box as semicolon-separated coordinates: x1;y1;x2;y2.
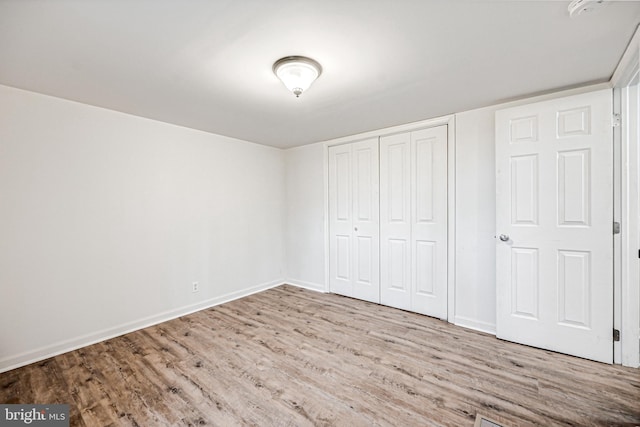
1;285;639;426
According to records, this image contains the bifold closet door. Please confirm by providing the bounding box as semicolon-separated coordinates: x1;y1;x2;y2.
328;138;380;303
380;126;448;318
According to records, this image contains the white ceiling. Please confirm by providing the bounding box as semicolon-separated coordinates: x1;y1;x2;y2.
0;1;639;148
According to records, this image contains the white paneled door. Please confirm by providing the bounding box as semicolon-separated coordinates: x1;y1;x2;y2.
380;126;448;318
495;90;614;363
329;138;380;303
379;133;411;309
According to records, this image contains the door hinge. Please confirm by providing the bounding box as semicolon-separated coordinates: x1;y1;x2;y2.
612;113;621;128
613;222;620;234
613;329;620;342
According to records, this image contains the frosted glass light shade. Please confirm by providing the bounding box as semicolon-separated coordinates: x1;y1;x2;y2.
273;56;322;97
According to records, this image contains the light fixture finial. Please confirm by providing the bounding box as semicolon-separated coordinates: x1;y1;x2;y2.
273;56;322;98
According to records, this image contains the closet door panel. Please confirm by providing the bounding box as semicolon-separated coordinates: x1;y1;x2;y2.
352;139;380;303
380;133;411;310
411;126;448;318
329;139;380;302
329;144;353;297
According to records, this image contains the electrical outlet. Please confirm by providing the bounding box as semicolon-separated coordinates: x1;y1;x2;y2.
192;282;199;293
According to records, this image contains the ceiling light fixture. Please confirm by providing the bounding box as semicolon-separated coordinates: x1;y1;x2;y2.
568;0;606;17
273;56;322;98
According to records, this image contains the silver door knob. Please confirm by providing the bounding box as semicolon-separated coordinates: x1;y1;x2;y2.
354;227;358;231
499;234;509;242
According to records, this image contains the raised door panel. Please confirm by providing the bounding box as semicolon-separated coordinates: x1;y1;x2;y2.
380;133;411;310
557;250;591;328
510;247;539;319
414;241;436;296
510;154;539;226
557;149;590;226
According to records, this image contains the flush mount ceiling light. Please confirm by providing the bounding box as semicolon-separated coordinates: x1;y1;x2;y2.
568;0;606;17
273;56;322;98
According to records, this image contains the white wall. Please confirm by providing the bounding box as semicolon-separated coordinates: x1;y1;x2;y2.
453;107;498;332
0;85;285;372
284;143;326;291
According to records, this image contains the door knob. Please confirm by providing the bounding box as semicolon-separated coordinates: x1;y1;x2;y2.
354;227;358;231
499;234;509;242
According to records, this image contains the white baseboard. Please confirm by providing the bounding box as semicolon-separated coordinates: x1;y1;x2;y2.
454;315;497;335
285;278;326;292
0;280;284;374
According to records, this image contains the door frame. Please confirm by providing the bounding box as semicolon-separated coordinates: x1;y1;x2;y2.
611;26;640;368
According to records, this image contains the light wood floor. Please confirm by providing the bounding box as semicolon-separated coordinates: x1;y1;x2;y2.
1;285;639;426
